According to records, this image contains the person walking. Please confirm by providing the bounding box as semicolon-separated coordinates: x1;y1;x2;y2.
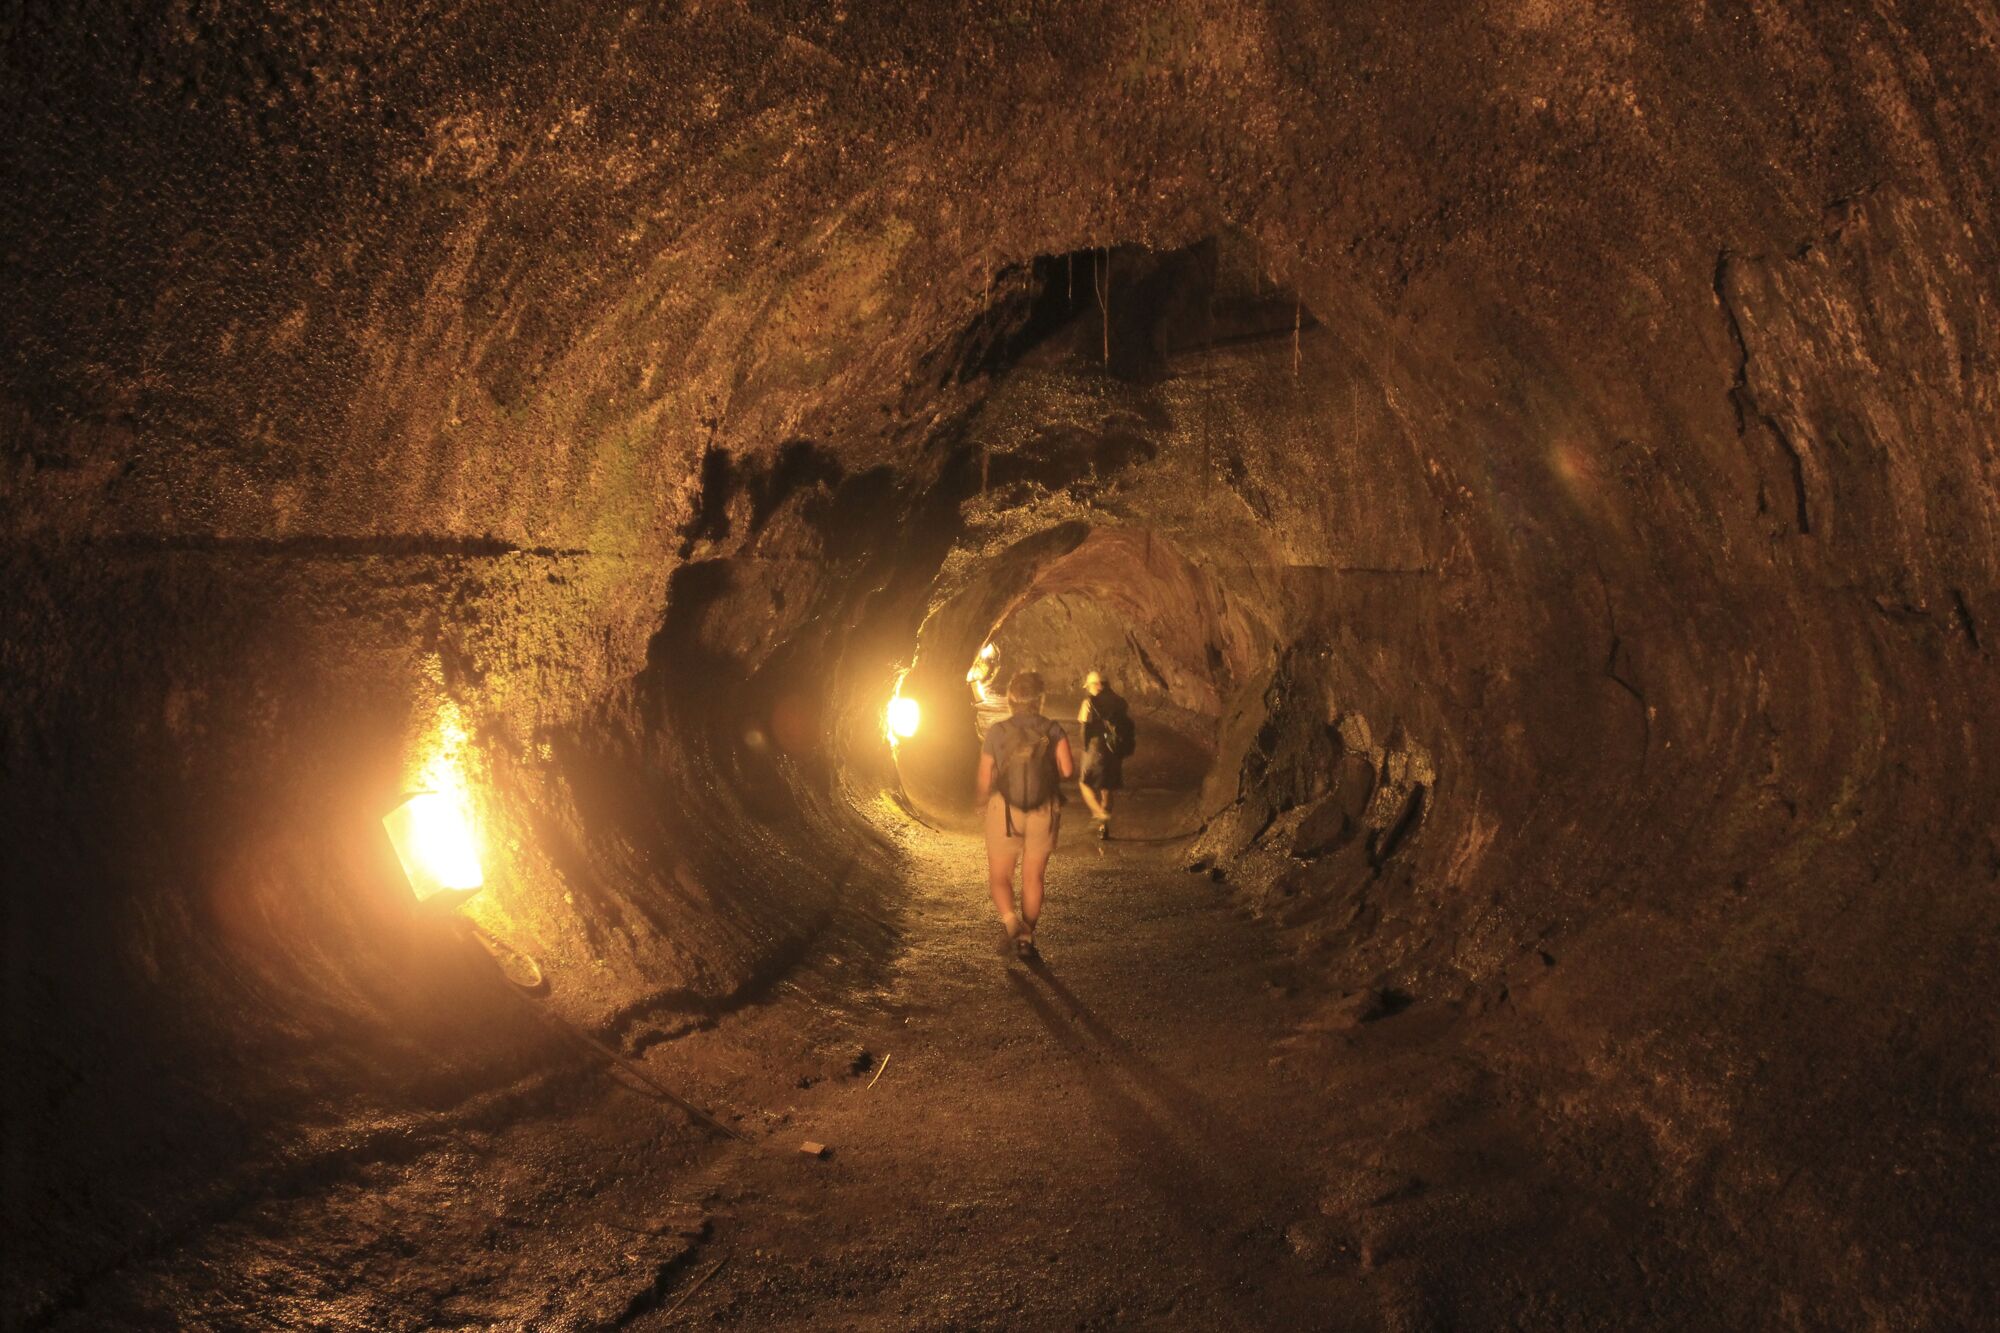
1076;670;1132;840
966;642;1010;742
977;669;1074;957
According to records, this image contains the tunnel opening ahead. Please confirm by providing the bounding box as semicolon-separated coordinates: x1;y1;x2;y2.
988;591;1219;797
886;524;1263;840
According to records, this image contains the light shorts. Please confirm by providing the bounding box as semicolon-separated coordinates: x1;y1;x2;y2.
984;794;1059;860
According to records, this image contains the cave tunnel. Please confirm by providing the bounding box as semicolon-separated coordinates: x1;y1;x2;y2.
893;522;1258;839
5;5;2000;1329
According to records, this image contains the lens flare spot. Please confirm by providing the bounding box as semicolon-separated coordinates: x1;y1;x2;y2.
1548;440;1598;500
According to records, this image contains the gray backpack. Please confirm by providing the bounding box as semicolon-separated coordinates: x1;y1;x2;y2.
993;717;1061;824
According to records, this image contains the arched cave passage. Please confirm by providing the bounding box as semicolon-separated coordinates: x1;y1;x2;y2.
889;523;1265;839
5;6;2000;1327
986;580;1224;810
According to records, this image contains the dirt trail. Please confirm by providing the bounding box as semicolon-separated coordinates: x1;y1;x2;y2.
639;823;1392;1330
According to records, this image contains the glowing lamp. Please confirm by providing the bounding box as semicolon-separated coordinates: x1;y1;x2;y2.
383;790;485;901
887;695;922;740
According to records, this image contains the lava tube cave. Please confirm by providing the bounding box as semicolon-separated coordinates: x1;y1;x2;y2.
4;5;1999;1329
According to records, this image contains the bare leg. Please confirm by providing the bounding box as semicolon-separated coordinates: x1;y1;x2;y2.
988;846;1021;935
1021;845;1052;937
1089;785;1114;838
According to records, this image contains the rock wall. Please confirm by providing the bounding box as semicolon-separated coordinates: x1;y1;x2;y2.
5;2;1999;1322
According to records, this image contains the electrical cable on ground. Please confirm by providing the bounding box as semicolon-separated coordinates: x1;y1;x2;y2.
460;919;748;1142
658;1256;728;1323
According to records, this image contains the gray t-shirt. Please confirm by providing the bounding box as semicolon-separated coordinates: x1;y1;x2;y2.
981;711;1066;760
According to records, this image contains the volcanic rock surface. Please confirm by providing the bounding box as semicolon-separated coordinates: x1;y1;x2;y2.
4;3;1998;1327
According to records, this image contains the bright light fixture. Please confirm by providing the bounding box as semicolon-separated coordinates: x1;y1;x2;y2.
887;695;922;740
383;790;485;901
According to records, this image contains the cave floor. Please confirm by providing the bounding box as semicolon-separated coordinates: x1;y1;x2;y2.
65;809;1682;1331
606;812;1616;1332
649;824;1379;1330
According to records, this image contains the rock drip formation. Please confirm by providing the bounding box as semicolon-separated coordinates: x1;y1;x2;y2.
4;4;1997;1325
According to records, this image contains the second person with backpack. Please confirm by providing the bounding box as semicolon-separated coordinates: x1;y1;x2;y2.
1077;670;1134;840
977;669;1074;957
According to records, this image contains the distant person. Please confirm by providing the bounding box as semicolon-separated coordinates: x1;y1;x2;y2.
977;669;1074;957
1077;670;1133;839
966;643;1010;741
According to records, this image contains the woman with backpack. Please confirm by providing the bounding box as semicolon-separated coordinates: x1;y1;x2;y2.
977;670;1075;957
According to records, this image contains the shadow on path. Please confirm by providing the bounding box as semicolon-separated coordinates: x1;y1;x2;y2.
1003;955;1322;1314
1030;956;1252;1145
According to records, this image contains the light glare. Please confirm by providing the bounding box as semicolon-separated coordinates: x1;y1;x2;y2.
384;791;485;900
887;695;922;739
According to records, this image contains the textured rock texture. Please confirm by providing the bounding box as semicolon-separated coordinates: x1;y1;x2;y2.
4;2;1998;1325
